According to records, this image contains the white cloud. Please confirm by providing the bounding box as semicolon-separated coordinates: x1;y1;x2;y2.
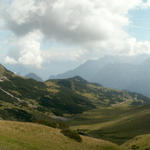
4;30;44;67
0;0;6;29
141;0;150;8
1;0;150;68
7;0;46;25
18;30;44;67
128;39;150;55
43;47;85;62
5;56;17;64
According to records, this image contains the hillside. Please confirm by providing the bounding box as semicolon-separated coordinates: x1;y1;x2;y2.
1;64;150;147
69;104;150;145
0;120;121;150
46;76;150;107
0;64;13;78
122;134;150;150
0;64;149;122
50;55;150;97
0;65;94;120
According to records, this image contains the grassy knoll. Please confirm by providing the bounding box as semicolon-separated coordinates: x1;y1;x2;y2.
69;105;150;145
0;120;121;150
122;134;150;150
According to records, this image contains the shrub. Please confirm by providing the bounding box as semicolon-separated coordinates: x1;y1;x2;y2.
61;128;82;142
35;120;58;128
131;145;139;150
35;119;69;129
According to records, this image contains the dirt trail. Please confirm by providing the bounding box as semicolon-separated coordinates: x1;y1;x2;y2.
0;87;21;102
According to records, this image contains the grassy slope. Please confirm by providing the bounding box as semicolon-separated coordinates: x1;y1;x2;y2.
0;120;121;150
0;68;149;123
51;76;150;107
0;75;94;120
1;65;150;147
122;134;150;150
0;64;149;119
69;105;150;145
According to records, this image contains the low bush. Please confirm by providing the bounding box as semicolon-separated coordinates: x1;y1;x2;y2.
131;145;139;150
35;119;69;129
61;128;82;142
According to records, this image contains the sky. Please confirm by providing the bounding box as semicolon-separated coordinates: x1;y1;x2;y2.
1;0;150;79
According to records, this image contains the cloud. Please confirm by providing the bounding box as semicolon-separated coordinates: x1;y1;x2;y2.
1;0;150;67
4;29;84;67
4;30;44;68
17;30;44;67
128;39;150;55
5;56;17;64
5;0;132;41
141;0;150;8
0;0;6;29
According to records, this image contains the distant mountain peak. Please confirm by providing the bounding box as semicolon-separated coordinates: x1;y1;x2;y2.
69;76;87;81
49;55;150;97
25;73;43;82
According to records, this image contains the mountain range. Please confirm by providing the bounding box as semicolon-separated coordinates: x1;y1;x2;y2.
1;64;150;149
1;63;149;120
50;55;150;97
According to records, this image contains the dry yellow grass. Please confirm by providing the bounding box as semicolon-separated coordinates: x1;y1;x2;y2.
71;106;150;131
121;134;150;150
45;81;60;94
0;120;121;150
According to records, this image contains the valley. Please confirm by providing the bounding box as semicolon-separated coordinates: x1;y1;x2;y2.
0;64;150;150
0;120;121;150
69;105;150;145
